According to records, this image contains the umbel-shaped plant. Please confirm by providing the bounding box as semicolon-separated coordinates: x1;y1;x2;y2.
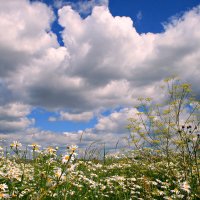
127;77;200;190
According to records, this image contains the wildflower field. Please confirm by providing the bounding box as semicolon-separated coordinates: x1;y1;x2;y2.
0;141;199;199
0;79;199;199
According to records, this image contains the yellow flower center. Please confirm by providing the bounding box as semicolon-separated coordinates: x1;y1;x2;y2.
65;155;70;160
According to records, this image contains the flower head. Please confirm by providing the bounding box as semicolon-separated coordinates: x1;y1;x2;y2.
10;141;22;149
62;154;70;163
68;145;78;153
45;146;57;155
29;143;41;151
0;193;10;198
181;181;190;193
0;184;8;191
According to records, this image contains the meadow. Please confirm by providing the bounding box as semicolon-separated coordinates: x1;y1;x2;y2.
0;142;199;199
0;78;199;199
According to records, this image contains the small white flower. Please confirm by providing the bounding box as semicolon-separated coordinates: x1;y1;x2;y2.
10;141;22;148
45;147;57;155
28;143;41;151
181;181;190;193
0;183;8;191
54;168;63;178
68;145;78;152
0;193;10;199
62;154;74;163
171;188;179;194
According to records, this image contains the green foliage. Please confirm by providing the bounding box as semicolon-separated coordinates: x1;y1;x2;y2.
128;77;200;197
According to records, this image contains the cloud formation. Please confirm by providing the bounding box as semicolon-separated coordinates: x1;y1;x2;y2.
0;1;200;147
0;103;33;133
54;0;109;14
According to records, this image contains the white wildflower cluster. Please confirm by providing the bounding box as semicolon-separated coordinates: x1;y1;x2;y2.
0;141;198;199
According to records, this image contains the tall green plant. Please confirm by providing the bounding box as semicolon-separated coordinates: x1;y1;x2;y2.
127;77;200;187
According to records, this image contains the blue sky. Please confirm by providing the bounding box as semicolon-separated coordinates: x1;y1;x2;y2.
32;0;200;44
0;0;200;147
109;0;200;33
28;107;98;132
37;0;200;32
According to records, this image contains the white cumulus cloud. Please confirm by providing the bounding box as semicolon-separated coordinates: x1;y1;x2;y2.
0;1;200;147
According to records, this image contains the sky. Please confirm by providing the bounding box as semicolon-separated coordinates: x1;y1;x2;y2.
0;0;200;150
